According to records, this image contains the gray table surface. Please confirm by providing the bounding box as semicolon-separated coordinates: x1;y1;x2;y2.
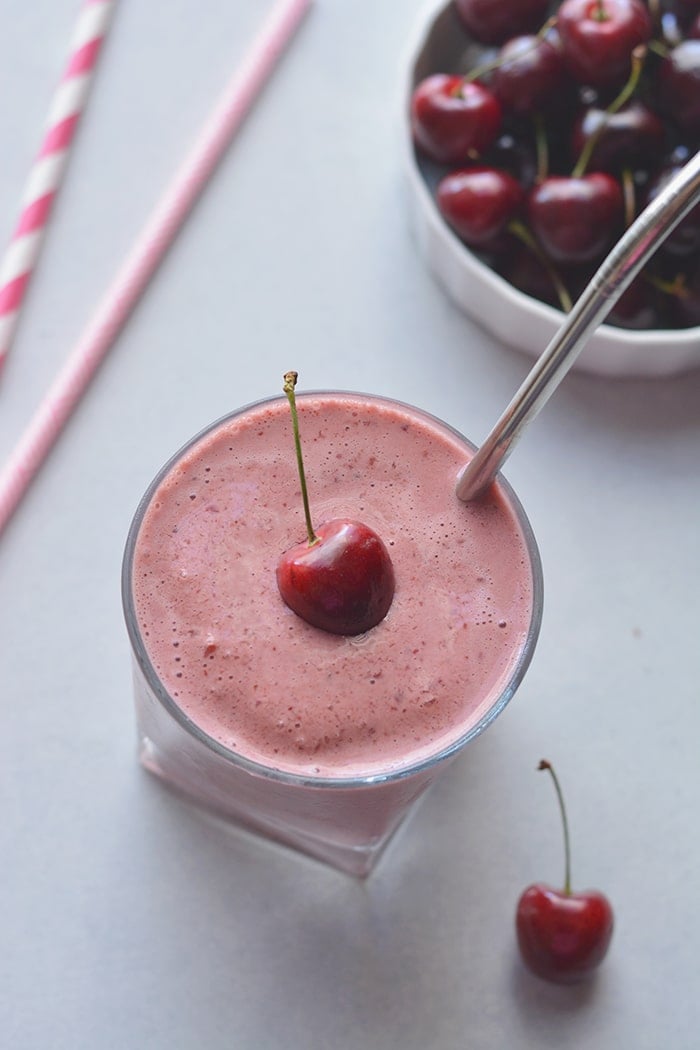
2;1;699;1047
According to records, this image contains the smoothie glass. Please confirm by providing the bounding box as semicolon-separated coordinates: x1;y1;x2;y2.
122;393;543;876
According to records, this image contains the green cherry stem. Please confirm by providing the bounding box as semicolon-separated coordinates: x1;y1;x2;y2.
507;220;573;312
538;759;572;896
533;111;549;184
572;45;647;178
283;371;318;546
648;37;669;60
644;270;689;298
621;167;636;228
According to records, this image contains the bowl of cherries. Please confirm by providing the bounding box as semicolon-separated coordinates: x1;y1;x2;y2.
405;0;700;377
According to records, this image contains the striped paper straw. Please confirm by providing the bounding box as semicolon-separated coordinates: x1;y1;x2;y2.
0;0;312;537
0;0;115;372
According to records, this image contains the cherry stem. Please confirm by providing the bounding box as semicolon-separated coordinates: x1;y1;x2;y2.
507;219;573;312
283;371;318;546
538;759;572;896
648;38;669;59
621;167;636;228
572;45;647;178
645;270;688;298
533;111;549;183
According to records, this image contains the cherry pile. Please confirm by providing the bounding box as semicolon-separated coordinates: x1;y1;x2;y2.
410;0;700;330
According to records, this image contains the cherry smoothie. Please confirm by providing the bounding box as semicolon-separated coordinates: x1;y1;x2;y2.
123;392;542;874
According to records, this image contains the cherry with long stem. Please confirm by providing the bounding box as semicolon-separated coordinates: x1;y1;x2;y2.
276;373;396;636
515;759;614;983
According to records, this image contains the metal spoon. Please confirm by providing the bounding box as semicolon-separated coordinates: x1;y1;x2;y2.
455;150;700;503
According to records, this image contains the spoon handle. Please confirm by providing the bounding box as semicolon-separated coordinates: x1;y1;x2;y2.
456;149;700;503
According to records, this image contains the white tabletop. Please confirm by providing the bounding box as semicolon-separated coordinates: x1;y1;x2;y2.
2;2;699;1047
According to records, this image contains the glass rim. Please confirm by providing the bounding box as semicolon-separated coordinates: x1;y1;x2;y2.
122;390;544;790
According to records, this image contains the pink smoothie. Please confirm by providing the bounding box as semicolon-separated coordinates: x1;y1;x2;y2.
131;393;536;779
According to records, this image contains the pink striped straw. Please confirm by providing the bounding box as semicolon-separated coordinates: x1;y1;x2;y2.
0;0;116;372
0;0;312;537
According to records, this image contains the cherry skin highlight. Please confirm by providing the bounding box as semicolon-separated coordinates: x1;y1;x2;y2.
277;519;395;636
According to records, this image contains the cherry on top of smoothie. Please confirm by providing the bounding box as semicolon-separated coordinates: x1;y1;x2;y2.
132;394;534;777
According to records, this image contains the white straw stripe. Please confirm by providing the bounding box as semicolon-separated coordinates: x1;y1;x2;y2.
71;3;114;50
46;75;92;128
20;153;68;206
0;233;43;286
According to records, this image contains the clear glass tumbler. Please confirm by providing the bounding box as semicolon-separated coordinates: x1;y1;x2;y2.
122;393;543;876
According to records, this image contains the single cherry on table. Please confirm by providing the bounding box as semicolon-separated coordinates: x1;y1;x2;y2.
276;372;396;637
516;760;614;983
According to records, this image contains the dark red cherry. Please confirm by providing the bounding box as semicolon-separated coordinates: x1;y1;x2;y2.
658;40;700;134
436;167;525;246
454;0;551;45
516;885;615;984
556;0;652;87
516;760;614;984
492;35;568;114
277;519;395;636
608;273;661;328
410;74;502;164
496;244;563;307
528;173;624;264
571;100;665;172
277;372;396;637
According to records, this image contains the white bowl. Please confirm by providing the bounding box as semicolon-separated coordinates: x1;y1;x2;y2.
403;0;700;378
